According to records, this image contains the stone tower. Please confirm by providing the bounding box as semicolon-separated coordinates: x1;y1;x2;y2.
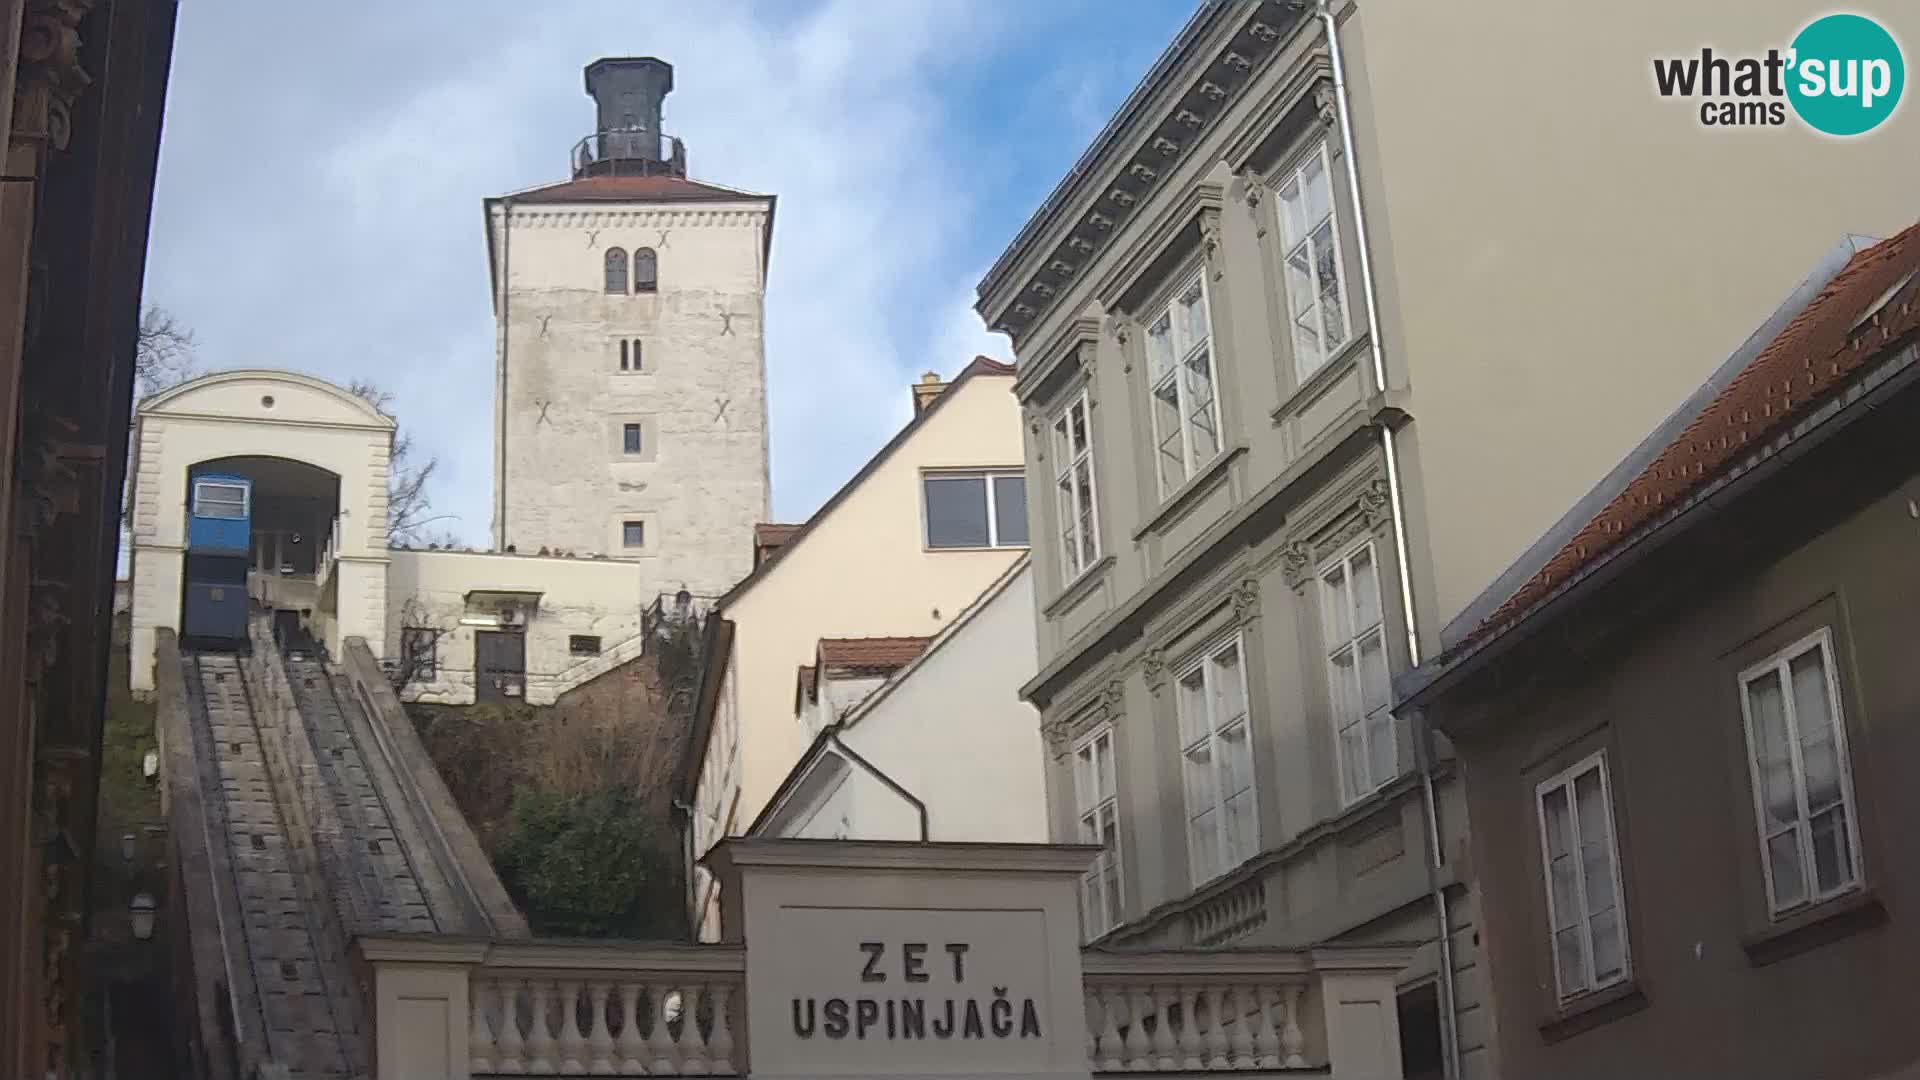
485;57;772;600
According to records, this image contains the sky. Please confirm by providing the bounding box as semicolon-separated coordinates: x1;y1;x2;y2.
142;0;1202;544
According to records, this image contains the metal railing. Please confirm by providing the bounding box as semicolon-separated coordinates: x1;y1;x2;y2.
570;129;689;179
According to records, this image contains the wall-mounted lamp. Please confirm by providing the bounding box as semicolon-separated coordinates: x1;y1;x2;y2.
129;893;156;942
142;749;159;784
120;833;137;863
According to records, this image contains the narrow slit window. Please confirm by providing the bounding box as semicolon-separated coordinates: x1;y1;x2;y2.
623;423;643;455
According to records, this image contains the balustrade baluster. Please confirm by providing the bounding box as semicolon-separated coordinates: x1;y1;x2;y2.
526;980;557;1074
497;977;528;1075
586;981;615;1075
470;979;496;1074
649;983;679;1075
1150;984;1177;1070
681;983;712;1075
1250;984;1282;1069
1279;985;1307;1067
1227;984;1255;1066
709;982;737;1075
1097;987;1124;1072
1083;990;1101;1069
557;979;588;1074
1205;985;1231;1069
1177;984;1205;1071
614;982;647;1074
1121;987;1151;1071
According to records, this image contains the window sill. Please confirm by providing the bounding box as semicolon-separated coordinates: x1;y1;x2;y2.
1132;444;1247;543
1270;336;1366;424
1741;887;1885;968
923;544;1030;555
1044;554;1115;618
1537;979;1648;1044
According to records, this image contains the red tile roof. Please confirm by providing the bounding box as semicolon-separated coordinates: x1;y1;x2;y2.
816;636;933;674
962;355;1015;377
754;523;801;549
1469;222;1920;645
509;174;762;205
794;664;818;711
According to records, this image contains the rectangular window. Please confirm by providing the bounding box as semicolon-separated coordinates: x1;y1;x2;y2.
568;634;602;656
622;520;645;548
623;423;643;455
1175;634;1256;884
1535;752;1629;1002
1145;272;1222;496
1322;539;1396;804
1073;724;1124;939
400;626;437;680
193;480;248;520
1738;628;1862;917
923;471;1028;549
1052;390;1100;580
1277;141;1351;380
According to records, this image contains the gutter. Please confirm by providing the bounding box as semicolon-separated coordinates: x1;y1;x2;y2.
826;730;930;843
1317;3;1460;1077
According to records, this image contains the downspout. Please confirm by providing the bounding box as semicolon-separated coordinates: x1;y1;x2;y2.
826;729;929;842
494;196;513;550
1317;3;1462;1078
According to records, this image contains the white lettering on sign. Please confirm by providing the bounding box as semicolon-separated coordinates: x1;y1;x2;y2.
790;941;1043;1041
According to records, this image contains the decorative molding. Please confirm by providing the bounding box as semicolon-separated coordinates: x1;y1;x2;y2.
1357;477;1392;529
1280;540;1314;589
979;0;1305;343
1199;208;1224;281
1044;678;1130;759
1102;679;1127;711
1141;647;1168;691
1314;82;1339;129
11;0;95;152
1230;577;1261;625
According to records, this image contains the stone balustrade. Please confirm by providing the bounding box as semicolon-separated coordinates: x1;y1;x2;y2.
359;935;1414;1079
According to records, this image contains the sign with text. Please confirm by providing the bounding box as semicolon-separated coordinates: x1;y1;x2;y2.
759;905;1058;1074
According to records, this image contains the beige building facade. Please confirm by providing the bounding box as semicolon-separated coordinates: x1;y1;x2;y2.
683;360;1029;941
976;3;1918;1078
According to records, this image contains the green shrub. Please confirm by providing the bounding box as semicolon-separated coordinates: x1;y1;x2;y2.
493;788;679;938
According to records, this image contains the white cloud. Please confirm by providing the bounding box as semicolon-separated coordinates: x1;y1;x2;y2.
144;0;1102;540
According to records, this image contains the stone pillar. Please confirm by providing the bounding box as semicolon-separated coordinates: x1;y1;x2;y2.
357;938;490;1080
1319;969;1407;1080
705;838;1099;1080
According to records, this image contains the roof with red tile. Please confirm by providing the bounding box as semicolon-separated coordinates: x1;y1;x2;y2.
1465;222;1920;648
507;173;766;205
793;664;818;712
816;636;934;674
754;523;801;548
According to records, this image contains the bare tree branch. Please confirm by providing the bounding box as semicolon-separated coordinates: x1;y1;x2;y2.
345;378;447;546
134;305;198;396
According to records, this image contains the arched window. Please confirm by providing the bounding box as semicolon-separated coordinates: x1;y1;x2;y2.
604;248;628;294
634;247;658;293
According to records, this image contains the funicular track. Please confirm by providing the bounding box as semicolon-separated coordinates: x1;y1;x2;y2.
182;649;357;1078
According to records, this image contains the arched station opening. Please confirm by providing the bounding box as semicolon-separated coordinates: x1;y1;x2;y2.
184;454;342;647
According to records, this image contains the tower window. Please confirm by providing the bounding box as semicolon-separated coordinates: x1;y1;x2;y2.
604;248;628;294
569;634;603;656
619;338;643;371
623;423;642;455
634;247;658;293
622;521;645;548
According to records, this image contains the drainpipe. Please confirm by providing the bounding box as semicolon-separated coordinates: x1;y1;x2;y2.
826;729;929;842
494;197;513;551
1316;3;1462;1077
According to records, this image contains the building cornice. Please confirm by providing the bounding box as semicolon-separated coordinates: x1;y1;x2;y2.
976;0;1309;348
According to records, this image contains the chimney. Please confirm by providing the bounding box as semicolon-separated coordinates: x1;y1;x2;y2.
580;57;676;175
911;371;946;415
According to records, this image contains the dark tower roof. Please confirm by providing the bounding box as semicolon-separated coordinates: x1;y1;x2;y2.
574;56;685;179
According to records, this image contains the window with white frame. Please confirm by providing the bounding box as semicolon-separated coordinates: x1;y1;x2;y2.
1072;724;1123;939
1738;628;1862;917
1276;141;1351;381
1536;751;1629;1002
1052;390;1100;580
923;470;1028;549
1145;272;1223;496
1175;634;1256;884
1321;539;1396;804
